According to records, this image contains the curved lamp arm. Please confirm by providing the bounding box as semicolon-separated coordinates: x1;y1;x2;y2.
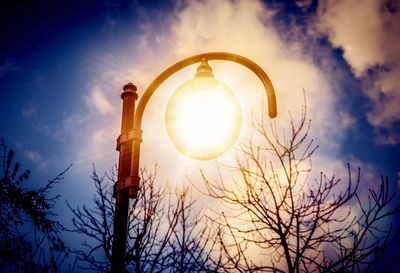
134;52;277;129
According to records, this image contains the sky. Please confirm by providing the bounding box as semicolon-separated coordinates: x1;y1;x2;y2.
1;0;400;267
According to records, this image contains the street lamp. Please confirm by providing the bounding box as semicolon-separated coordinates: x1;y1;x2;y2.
111;52;277;273
166;58;242;160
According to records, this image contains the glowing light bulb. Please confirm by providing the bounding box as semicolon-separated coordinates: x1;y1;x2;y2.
166;59;242;160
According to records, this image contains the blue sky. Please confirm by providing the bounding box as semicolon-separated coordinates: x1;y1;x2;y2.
1;0;400;266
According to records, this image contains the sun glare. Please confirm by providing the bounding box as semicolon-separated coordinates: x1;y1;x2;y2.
166;77;242;160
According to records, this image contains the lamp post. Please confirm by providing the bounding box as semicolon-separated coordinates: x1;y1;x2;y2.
111;52;277;273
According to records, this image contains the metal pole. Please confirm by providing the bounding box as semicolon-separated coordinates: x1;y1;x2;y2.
111;83;139;273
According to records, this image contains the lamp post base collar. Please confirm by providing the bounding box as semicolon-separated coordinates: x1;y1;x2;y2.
113;175;140;198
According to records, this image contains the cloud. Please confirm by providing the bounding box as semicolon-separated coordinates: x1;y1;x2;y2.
317;0;400;144
0;57;19;78
82;0;358;178
22;110;52;137
21;102;37;118
85;85;115;115
317;0;386;77
100;0;352;192
62;112;88;130
25;150;47;171
84;0;378;192
168;0;345;150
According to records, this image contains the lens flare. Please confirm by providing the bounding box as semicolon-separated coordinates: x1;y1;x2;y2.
166;77;242;160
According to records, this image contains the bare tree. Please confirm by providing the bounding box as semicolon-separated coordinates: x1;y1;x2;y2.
0;138;72;273
68;165;220;272
200;105;400;273
166;189;222;273
124;166;179;273
67;167;114;272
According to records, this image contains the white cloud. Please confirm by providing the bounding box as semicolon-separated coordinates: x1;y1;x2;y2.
0;57;19;78
80;0;389;196
82;0;356;181
317;0;400;144
317;0;386;77
167;0;346;150
96;0;355;198
85;85;115;115
25;150;47;171
21;102;37;118
339;111;357;129
61;112;89;133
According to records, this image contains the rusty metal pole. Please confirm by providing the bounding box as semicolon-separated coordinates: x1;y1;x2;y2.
111;82;140;273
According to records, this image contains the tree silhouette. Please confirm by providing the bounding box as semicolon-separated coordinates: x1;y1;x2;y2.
199;105;400;273
0;138;72;273
68;165;220;272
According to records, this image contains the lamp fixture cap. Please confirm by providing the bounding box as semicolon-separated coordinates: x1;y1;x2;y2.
195;58;214;78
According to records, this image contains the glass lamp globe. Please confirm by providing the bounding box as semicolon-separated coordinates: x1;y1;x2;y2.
165;59;242;160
